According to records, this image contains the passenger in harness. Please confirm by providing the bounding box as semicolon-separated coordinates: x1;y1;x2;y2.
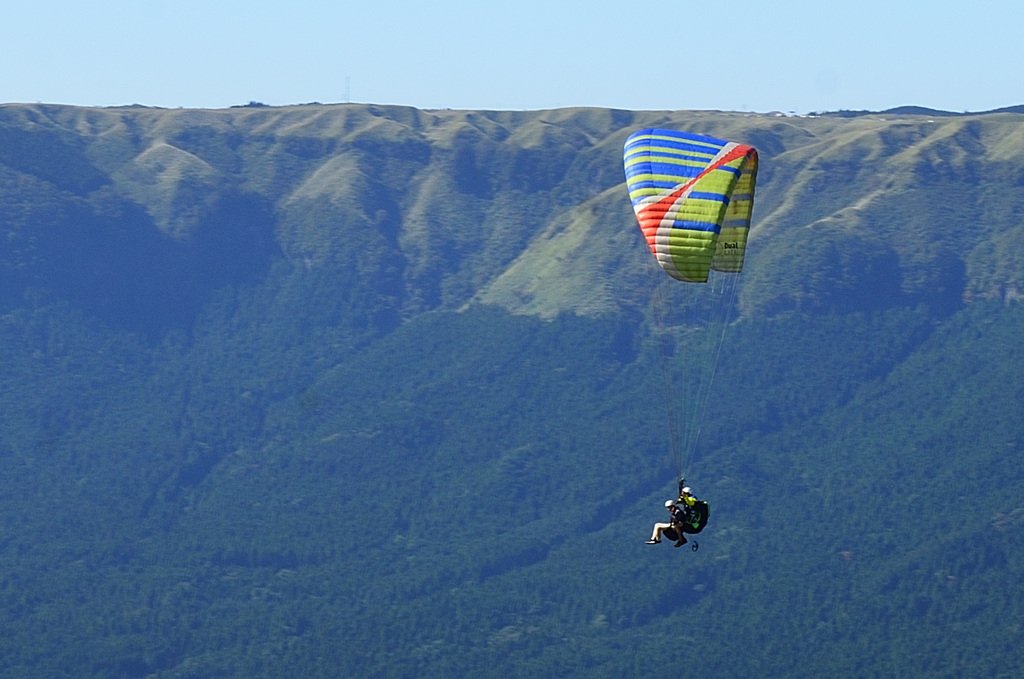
646;500;690;547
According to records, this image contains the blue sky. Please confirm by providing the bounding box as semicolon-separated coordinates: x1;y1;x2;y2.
3;0;1021;113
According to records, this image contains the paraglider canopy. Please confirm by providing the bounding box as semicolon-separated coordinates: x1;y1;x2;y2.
624;129;758;283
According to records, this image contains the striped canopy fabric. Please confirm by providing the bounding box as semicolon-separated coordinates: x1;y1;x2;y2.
624;129;758;282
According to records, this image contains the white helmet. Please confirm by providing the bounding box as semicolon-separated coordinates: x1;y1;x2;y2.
664;500;675;507
681;487;691;494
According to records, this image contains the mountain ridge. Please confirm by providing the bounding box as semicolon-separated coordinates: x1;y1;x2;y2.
5;102;1024;334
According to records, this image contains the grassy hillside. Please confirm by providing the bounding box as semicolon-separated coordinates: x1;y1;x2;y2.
4;103;1024;328
1;103;1024;677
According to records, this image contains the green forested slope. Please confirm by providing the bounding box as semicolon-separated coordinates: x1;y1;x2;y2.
1;103;1023;677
